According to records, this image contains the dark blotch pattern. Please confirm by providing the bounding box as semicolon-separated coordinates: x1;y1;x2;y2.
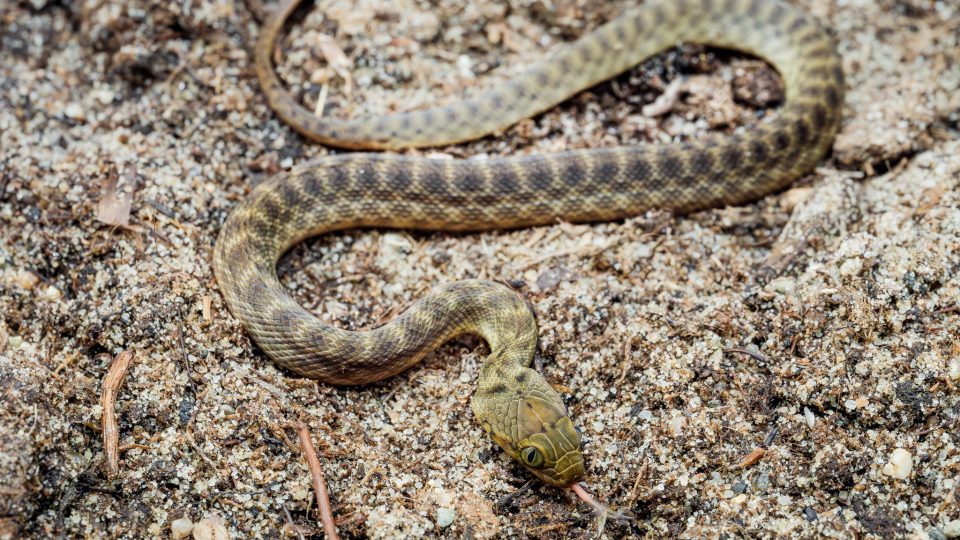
563;161;587;187
597;161;621;191
526;159;554;192
660;155;683;177
794;119;810;144
723;146;744;170
790;15;809;32
493;167;519;194
625;158;650;182
827;87;841;108
279;183;300;209
691;150;715;176
775;132;790;151
390;163;413;192
457;171;485;193
260;196;283;219
421;169;449;199
302;172;323;196
752;140;770;162
331;166;350;191
812;104;827;130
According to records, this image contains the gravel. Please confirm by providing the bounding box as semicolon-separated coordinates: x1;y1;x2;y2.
1;0;958;538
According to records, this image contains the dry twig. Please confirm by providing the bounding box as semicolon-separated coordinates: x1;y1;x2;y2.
296;421;339;540
282;503;306;540
736;448;766;468
723;347;771;364
101;349;135;478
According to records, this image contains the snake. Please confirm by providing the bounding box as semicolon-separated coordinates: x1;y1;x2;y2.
214;0;843;488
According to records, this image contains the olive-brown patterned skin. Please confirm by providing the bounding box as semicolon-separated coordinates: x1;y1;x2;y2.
215;0;843;487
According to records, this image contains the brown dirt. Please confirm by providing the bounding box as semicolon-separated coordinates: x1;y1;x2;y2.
1;0;958;538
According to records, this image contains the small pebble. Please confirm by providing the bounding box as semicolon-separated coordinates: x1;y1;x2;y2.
944;519;960;538
780;186;813;212
840;257;863;277
929;527;948;540
16;269;39;290
171;517;194;540
949;358;960;381
436;507;456;528
668;414;686;436
456;55;474;78
43;285;62;301
64;102;86;121
755;471;770;491
192;515;229;540
881;448;913;479
94;89;115;105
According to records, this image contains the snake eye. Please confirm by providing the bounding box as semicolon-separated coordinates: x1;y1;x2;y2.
520;446;544;468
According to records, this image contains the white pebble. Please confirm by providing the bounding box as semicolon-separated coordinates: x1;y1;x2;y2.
839;257;862;277
64;102;86;121
943;519;960;538
881;448;913;479
192;515;229;540
94;89;115;105
456;55;475;78
170;517;194;539
949;358;960;381
43;285;62;301
16;269;39;290
803;407;816;428
436;507;456;528
668;414;686;436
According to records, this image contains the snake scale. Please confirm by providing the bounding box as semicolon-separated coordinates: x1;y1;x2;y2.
214;0;843;487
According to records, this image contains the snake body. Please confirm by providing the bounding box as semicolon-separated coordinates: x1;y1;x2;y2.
214;0;843;487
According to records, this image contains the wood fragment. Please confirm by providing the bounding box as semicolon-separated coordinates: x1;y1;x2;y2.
117;443;150;452
314;84;329;117
937;476;958;512
52;351;79;375
282;503;306;540
316;34;353;96
96;166;133;227
296;421;339;540
737;447;766;468
202;295;213;321
101;349;135;478
642;78;684;117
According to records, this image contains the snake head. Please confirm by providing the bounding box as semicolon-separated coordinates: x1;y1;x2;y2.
473;367;585;487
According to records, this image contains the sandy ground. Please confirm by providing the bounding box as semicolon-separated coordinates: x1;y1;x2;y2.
1;0;959;538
